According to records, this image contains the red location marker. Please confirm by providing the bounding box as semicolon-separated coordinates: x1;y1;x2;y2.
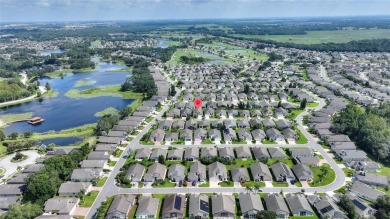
194;98;203;109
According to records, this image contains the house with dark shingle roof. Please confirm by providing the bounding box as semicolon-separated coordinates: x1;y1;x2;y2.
236;146;252;159
250;162;272;181
208;162;228;182
135;196;159;218
143;163;167;182
218;147;235;160
268;148;286;158
161;194;185;219
266;128;284;142
285;194;314;217
355;172;389;187
187;161;207;182
264;193;290;219
350;181;386;202
239;193;264;218
167;164;185;182
253;147;270;159
292;164;313;181
105;195;136;219
189;194;209;219
271;162;295;182
125;163;145;182
308;195;347;219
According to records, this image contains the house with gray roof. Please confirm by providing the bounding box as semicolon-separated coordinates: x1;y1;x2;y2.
350;181;386;202
249;118;262;128
262;119;276;128
87;151;110;160
236;146;252;159
44;197;79;215
237;119;250;128
125;163;145;182
208;129;222;142
7;173;29;184
158;120;172;130
355;172;389;187
143;163;167;182
264;193;290;219
0;196;19;213
211;195;235;218
275;119;291;129
165;133;179;143
345;194;376;218
285;194;314;217
309;195;347;219
94;144;117;153
149;149;167;161
266;128;285;142
231;168;250;182
208;162;228;182
238;129;253;142
180;129;193;142
58;182;91;197
218;147;235;160
172;120;185;130
282;128;298;142
187;161;207;182
106;195;136;219
184;147;199;161
70;169;102;182
251;129;266;143
250;162;272;181
292;164;313;181
135;196;159;218
223;128;237;144
80;160;107;169
161;194;185;219
135;148;151;160
272;162;295;182
201;147;218;159
149;129;165;143
0;184;26;197
268;148;286;158
22;164;44;173
349;161;381;172
294;157;320;167
253;147;270;159
167;149;184;160
167;164;185;182
289;148;313;158
189;194;209;219
335;150;367;162
98;136;120;145
239;193;264;218
107;131;127;138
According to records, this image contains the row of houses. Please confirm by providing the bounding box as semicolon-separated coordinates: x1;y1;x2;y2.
102;192;360;219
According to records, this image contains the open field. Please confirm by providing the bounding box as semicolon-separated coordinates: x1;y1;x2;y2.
167;48;217;65
0;112;33;125
94;107;118;117
232;29;390;44
74;79;96;87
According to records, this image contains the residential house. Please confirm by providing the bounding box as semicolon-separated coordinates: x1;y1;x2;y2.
70;169;102;182
188;194;209;219
184;147;199;161
187;161;207;183
285;194;314;217
289;148;313;158
58;182;91;197
161;195;185;219
211;195;235;218
239;193;264;219
231;168;250;182
135;196;160;218
266;128;285;142
150;149;168;161
355;173;389;187
125;163;145;182
345;194;376;218
349;161;381;172
268;148;286;158
282;128;298;142
167;149;184;160
223;128;237;144
335;150;367;162
0;184;26;197
180;129;193;142
238;129;253;142
218;147;235;160
201;148;218;159
271;162;295;182
106;195;136;219
149;129;165;144
94;144;117;153
143;163;167;182
308;195;347;219
252;147;270;159
349;181;386;202
264;193;290;219
292;164;313;181
251;129;266;143
208;162;228;182
87;151;110;160
135;148;151;160
236;146;252;159
44;197;79;215
250;162;272;181
167;164;186;182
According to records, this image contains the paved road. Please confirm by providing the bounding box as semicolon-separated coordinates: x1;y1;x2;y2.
85;70;346;218
0;150;41;181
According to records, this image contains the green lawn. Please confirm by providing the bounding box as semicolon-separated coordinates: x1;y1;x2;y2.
74;79;96;88
152;180;176;188
342;168;356;177
288;109;305;119
295;129;309;144
219;181;234;187
377;163;390;177
94;107;118;117
232;29;390;44
262;140;277;144
0;145;7;156
108;160;117;166
309;164;336;187
307;102;319;108
0;112;33;124
291;216;319;219
202;139;214;144
80;191;99;207
272;182;289;187
65;85;144;101
96;177;108;187
241;181;266;187
113;149;123;158
0;167;5;175
267;158;295;168
199;182;209;187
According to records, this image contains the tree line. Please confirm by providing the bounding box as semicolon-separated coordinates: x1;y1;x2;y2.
332;103;390;162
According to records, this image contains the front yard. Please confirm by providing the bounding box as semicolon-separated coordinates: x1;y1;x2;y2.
309;164;336;187
80;191;99;207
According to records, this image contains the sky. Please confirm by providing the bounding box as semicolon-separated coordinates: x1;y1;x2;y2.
0;0;389;23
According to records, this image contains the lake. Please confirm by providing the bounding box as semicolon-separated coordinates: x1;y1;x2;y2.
40;49;64;56
0;59;133;134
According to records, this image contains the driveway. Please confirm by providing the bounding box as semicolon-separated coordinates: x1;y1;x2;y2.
0;150;41;180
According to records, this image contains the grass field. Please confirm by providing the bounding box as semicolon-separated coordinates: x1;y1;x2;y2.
74;79;96;88
80;191;99;207
167;48;217;65
0;112;33;124
296;129;309;144
96;177;108;187
232;29;390;44
309;164;336;187
94;107;118;117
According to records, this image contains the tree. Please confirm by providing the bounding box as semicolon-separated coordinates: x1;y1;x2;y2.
257;210;277;219
277;101;282;108
24;172;62;204
0;129;5;141
13;152;24;161
170;84;176;96
300;98;307;110
337;195;357;219
2;202;42;219
45;82;51;90
23;131;33;138
158;155;165;165
9;132;18;140
374;195;390;219
244;84;250;94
